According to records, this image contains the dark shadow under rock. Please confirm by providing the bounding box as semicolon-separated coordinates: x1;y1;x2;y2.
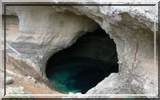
45;28;119;94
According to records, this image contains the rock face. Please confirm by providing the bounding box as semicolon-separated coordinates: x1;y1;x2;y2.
4;1;158;97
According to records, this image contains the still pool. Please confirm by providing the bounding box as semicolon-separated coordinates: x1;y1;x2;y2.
46;57;118;94
45;28;118;94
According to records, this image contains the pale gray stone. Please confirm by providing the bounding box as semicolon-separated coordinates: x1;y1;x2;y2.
4;0;158;97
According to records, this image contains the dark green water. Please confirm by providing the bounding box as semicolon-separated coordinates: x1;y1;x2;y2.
45;28;118;94
46;57;117;93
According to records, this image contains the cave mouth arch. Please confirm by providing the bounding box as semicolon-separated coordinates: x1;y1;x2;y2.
45;27;119;94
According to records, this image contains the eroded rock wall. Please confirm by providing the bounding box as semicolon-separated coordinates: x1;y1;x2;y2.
5;2;158;97
7;6;98;78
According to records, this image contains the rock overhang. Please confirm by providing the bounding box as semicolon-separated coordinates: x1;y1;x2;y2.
3;1;158;97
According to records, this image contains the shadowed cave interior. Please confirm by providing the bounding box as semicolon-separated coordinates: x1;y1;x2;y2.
45;27;119;94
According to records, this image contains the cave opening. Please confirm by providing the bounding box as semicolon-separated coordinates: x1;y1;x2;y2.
45;27;119;94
